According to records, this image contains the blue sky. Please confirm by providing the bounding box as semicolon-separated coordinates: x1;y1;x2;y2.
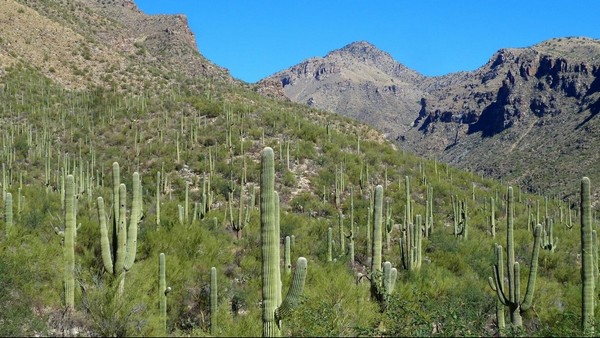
135;1;600;84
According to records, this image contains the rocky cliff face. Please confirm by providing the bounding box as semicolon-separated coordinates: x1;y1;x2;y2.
260;37;600;198
85;0;234;82
414;37;600;140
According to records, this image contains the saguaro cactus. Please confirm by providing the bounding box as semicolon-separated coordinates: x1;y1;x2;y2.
370;185;397;304
327;227;333;262
581;177;594;334
260;147;308;337
425;184;434;237
370;185;384;299
489;186;541;327
338;211;345;256
383;261;397;295
156;171;161;226
490;197;496;238
64;175;75;310
540;217;558;252
5;192;12;236
210;266;217;336
284;236;292;274
348;188;355;264
158;253;171;335
98;162;143;294
400;214;422;271
232;177;251;239
384;199;393;251
455;200;468;239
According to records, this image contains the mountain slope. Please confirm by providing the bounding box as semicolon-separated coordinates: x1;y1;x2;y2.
1;0;233;92
260;37;600;199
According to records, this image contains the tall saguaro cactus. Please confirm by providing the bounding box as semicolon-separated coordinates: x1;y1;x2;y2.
327;227;333;262
490;197;496;238
158;253;171;335
260;147;308;337
210;266;217;336
369;184;397;305
156;171;161;226
64;175;76;310
4;192;12;236
489;186;541;327
98;162;143;294
370;185;384;298
581;177;594;334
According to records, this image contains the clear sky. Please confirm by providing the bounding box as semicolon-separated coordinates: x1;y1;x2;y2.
135;1;600;84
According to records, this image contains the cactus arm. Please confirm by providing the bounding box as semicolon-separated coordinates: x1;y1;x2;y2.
490;243;509;306
389;268;397;294
521;224;542;311
276;257;308;320
124;172;142;271
400;234;407;270
284;236;291;274
514;262;521;308
383;261;397;295
98;196;113;274
112;162;120;231
488;276;497;291
491;265;509;307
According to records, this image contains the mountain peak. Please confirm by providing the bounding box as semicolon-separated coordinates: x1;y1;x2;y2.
341;40;378;51
328;40;388;59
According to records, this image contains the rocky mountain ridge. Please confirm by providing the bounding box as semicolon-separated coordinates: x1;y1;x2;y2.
260;37;600;198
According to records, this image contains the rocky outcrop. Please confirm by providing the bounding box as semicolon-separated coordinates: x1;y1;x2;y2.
83;0;232;81
254;78;290;101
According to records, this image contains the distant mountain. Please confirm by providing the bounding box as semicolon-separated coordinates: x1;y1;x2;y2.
257;41;427;136
259;37;600;198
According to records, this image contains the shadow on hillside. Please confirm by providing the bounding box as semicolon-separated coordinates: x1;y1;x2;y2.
575;98;600;130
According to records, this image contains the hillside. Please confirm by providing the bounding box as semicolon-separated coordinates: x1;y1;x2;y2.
260;37;600;201
0;1;599;337
1;0;233;92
